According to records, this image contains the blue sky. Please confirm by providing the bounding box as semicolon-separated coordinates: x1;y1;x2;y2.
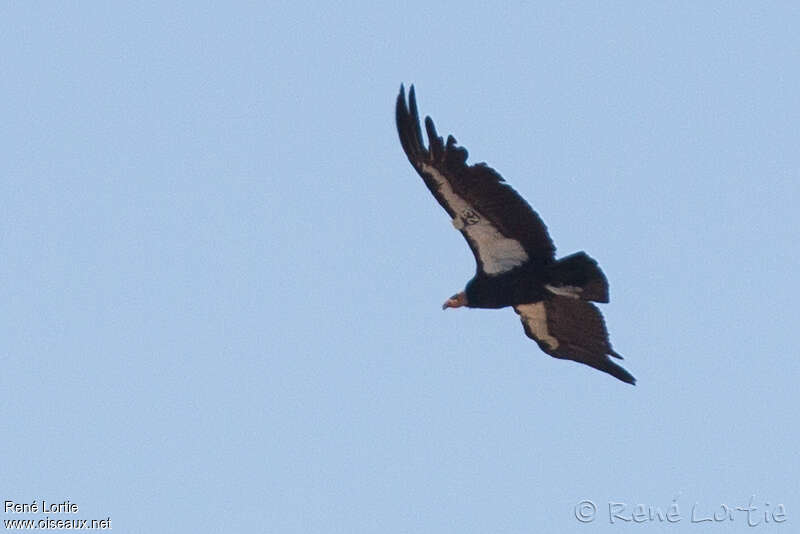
3;3;799;533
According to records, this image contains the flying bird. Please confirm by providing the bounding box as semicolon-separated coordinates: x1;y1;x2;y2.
396;85;635;385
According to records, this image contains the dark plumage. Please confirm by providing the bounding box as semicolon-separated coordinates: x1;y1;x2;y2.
396;85;635;385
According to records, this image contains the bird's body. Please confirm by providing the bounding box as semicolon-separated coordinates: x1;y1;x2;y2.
465;267;549;309
396;85;636;385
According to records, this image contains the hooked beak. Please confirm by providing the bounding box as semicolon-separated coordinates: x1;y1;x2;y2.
442;291;467;310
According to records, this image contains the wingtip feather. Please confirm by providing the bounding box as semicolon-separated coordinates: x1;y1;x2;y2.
605;359;636;385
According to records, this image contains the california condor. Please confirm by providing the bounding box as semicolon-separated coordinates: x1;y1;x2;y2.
396;85;635;385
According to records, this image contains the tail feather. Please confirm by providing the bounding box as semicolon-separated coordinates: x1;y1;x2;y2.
548;251;609;303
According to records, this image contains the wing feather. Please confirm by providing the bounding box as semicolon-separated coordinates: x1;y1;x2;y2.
396;85;556;274
514;297;635;384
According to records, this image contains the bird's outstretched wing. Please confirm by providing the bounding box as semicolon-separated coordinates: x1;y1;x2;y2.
514;297;635;384
396;85;556;276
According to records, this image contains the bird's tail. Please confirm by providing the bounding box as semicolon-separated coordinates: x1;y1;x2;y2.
547;251;610;303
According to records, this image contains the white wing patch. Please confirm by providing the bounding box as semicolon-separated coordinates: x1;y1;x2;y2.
516;302;559;350
422;163;528;275
545;284;583;299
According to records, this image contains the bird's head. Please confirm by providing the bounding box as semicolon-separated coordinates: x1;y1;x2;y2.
442;291;467;310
